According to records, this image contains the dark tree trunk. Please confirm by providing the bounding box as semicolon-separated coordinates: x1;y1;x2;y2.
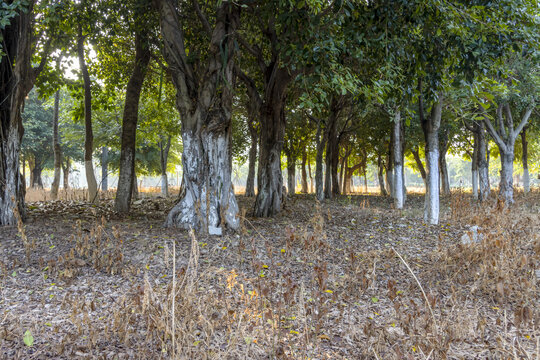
51;90;62;199
159;135;171;196
385;136;394;196
472;129;479;199
411;147;427;186
438;127;451;196
377;155;387;196
254;86;288;217
244;120;257;198
158;0;240;232
101;146;108;191
308;159;314;194
301;150;308;194
521;128;529;193
0;1;45;224
77;29;98;203
114;32;151;213
132;173;139;200
315;119;325;201
324;97;341;199
286;150;296;196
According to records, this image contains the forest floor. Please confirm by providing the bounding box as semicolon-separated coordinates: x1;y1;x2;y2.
1;190;539;359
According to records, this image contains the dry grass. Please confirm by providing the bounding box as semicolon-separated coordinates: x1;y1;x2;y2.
1;190;539;359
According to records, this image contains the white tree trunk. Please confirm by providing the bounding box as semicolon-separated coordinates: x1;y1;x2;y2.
523;168;530;193
161;174;168;196
499;150;514;204
472;170;478;199
165;131;239;234
424;149;440;224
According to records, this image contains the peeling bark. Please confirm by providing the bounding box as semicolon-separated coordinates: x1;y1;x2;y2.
157;0;240;231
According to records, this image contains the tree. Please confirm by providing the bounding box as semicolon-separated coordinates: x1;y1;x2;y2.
155;0;240;233
0;0;52;224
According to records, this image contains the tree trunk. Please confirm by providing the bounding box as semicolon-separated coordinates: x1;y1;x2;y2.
62;158;71;190
484;103;532;204
31;159;43;188
499;149;514;203
159;135;171;197
438;128;451;196
286;151;296;196
324;98;341;199
50;90;62;199
101;146;108;191
114;32;151;213
315;119;325;201
393;110;404;209
308;159;314;194
245;124;257;197
377;155;387;196
300;150;308;194
471;130;479;199
420;89;443;225
77;30;98;203
0;2;43;225
132;173;139;200
411;147;427;187
521;128;529;193
157;0;240;231
254;97;287;217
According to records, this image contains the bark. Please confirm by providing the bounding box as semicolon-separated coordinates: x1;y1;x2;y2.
0;1;45;225
286;154;296;196
521;128;529;193
475;121;490;201
343;162;361;195
308;159;314;194
411;147;427;186
377;155;387;196
77;30;98;203
62;158;71;190
484;103;533;204
438;127;451;195
420;84;442;224
315;119;325;201
245;121;258;197
386;133;394;196
471;130;479;199
132;173;139;200
50;90;62;199
114;32;151;213
301;150;308;193
101;146;108;191
243;75;260;198
324;97;342;199
393;110;404;209
158;0;240;231
31;159;43;188
159;135;171;196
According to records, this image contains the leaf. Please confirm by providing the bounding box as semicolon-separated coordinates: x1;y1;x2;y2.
371;296;379;303
23;330;34;347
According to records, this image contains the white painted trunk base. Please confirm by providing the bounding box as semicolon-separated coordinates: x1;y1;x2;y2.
472;170;478;200
161;174;168;196
165;131;239;233
424;150;440;225
523;168;530;193
394;165;404;209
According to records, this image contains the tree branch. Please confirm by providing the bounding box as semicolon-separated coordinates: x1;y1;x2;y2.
192;0;212;36
512;106;533;140
484;116;507;153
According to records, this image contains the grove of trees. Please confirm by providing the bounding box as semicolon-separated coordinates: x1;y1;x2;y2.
1;0;538;230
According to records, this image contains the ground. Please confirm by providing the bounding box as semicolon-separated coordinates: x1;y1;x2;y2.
1;190;539;359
